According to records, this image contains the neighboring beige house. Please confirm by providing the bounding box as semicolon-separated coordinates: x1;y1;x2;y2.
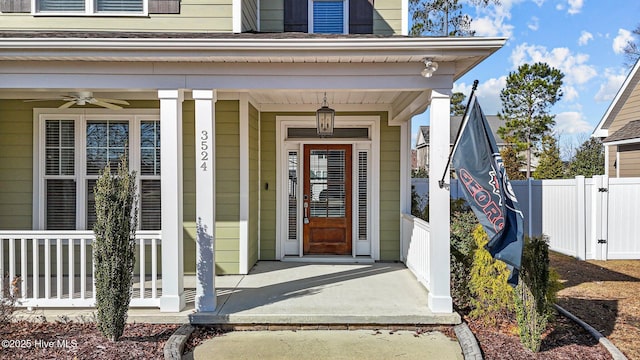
593;59;640;178
415;115;507;173
0;0;505;316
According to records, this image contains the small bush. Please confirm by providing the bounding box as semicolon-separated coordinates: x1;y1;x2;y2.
93;158;138;342
0;275;21;325
514;235;561;352
468;225;515;324
450;209;477;311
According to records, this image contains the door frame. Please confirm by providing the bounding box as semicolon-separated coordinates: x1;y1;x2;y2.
275;115;380;260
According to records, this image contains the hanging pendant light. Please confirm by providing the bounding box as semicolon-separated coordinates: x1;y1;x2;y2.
316;92;335;137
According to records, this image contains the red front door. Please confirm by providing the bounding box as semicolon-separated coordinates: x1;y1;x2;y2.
303;144;352;255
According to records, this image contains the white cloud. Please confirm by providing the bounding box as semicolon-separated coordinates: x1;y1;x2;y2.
556;3;564;11
612;28;633;54
469;0;519;37
509;43;597;87
453;77;507;115
554;112;593;134
567;0;583;14
578;31;593;46
527;16;539;31
562;85;579;102
594;68;627;102
531;0;545;6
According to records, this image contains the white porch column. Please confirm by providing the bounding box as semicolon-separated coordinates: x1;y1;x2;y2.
193;90;217;312
159;89;186;312
428;88;453;313
400;119;412;261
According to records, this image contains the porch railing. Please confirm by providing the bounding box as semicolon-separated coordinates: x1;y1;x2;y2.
401;213;430;289
0;231;161;308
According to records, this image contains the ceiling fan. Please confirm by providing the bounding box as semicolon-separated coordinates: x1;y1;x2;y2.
24;91;130;110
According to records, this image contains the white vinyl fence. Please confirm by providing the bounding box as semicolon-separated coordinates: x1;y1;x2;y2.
0;231;161;308
412;176;640;260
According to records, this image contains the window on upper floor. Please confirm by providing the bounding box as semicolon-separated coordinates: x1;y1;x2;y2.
310;0;347;34
36;0;144;14
284;0;373;34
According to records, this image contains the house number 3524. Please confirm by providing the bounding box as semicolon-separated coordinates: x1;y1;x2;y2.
200;130;209;171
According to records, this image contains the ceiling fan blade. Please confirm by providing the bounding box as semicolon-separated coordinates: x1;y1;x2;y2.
23;98;65;102
94;98;130;105
92;100;123;110
58;101;76;109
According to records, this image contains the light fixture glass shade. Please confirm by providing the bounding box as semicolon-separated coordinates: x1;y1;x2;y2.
421;59;439;78
316;105;335;136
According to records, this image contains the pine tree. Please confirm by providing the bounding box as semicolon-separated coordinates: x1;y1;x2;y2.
533;135;565;179
409;0;499;36
498;62;564;178
500;144;526;180
451;92;467;116
567;137;605;177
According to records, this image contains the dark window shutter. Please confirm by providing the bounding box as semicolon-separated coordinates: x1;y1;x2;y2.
149;0;179;14
284;0;308;32
349;0;373;34
0;0;31;13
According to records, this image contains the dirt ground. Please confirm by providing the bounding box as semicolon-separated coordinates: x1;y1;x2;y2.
550;252;640;360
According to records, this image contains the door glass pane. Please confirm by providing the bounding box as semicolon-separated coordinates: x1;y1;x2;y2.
358;152;368;240
309;149;345;218
288;152;298;241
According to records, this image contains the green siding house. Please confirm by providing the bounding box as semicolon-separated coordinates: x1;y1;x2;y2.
0;0;505;315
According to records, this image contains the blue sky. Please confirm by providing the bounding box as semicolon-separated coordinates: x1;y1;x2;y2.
411;0;640;155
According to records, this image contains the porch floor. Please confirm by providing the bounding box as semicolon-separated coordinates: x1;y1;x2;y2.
16;261;460;325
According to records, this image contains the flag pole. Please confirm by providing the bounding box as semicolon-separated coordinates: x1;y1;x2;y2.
438;79;479;189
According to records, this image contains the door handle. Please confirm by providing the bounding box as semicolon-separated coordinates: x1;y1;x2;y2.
303;201;309;224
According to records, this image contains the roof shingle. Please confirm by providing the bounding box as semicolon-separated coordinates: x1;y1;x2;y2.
603;119;640;143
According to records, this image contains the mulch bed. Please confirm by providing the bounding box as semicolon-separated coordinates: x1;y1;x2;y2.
467;314;612;359
0;321;178;360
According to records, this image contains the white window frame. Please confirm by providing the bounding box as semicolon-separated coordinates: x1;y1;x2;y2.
31;0;148;16
33;108;160;230
308;0;349;34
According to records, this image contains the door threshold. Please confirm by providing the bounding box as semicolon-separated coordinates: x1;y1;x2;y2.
282;255;375;264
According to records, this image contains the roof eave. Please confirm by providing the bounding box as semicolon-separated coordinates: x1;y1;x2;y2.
0;36;507;79
593;58;640;135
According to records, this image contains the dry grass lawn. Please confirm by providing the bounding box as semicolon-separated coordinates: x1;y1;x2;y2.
550;252;640;360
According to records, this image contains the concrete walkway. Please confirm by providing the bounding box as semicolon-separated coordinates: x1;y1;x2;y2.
189;261;460;325
188;330;464;360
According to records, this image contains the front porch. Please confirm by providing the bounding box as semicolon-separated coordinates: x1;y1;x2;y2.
13;260;460;325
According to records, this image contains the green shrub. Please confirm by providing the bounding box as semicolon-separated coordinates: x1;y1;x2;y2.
450;209;477;311
514;235;561;352
468;225;515;324
93;158;138;342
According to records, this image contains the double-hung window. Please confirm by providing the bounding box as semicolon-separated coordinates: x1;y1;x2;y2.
309;0;348;34
37;111;160;231
36;0;145;15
